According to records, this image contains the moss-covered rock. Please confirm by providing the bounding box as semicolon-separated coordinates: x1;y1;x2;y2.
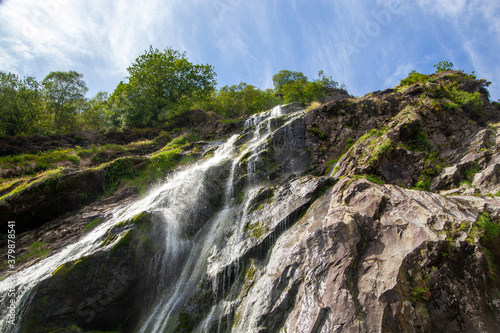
20;211;165;333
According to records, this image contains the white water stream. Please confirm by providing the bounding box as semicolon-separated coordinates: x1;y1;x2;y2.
0;105;304;332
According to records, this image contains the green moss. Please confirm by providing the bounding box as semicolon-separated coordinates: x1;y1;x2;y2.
51;260;81;277
0;241;51;270
367;139;393;166
400;71;430;86
407;127;431;152
473;212;500;279
130;211;151;226
308;127;329;141
103;158;136;195
101;232;118;247
477;212;499;245
179;154;195;165
126;149;181;192
109;230;133;258
413;155;445;191
163;132;201;151
243;222;266;238
364;175;385;184
246;265;256;281
0;168;64;201
0;149;80;175
175;312;195;332
239;151;252;164
237;191;244;205
83;218;104;231
327;158;338;166
358;128;379;143
465;162;480;180
340;138;355;156
411;285;431;302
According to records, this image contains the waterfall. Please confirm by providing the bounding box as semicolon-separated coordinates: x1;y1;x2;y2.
0;104;306;332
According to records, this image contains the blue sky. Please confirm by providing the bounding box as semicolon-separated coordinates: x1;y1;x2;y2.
1;0;499;100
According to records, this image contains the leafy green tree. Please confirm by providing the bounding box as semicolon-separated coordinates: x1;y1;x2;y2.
434;60;454;73
275;69;342;104
122;46;217;127
317;70;340;90
42;71;88;132
77;91;109;131
105;81;130;128
201;83;280;118
272;70;308;93
0;72;45;135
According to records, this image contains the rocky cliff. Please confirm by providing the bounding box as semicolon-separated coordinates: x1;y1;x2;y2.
1;70;500;332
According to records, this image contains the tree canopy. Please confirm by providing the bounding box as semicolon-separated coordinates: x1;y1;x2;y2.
201;82;280;118
0;46;349;136
119;46;217;127
272;69;342;104
272;70;308;93
0;72;44;135
42;70;88;132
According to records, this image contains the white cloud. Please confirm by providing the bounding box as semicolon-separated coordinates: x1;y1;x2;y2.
0;0;185;85
0;0;499;100
416;0;467;17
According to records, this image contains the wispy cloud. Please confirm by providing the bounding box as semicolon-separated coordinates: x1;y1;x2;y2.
0;0;499;99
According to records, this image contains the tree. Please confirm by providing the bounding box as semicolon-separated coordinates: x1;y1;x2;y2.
0;72;44;135
272;70;308;93
434;60;454;73
317;70;340;90
273;69;342;104
123;46;217;127
200;83;280;118
42;71;88;132
77;91;109;131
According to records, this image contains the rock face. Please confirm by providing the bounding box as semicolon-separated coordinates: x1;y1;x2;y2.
3;72;500;332
230;178;500;332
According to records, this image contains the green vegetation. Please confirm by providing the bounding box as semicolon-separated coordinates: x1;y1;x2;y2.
102;158;136;194
0;127;204;202
272;69;344;104
0;241;51;270
358;128;385;143
476;212;499;245
471;212;500;278
112;46;216;128
441;88;483;114
0;72;44;135
434;60;454;73
199;82;281;118
243;221;266;238
83;218;104;231
42;71;88;132
341;138;355;155
413;153;444;191
406;125;431;152
400;70;430;86
0;168;63;201
1;45;347;137
308;127;329;140
368;139;392;166
0;149;80;173
162;132;201;150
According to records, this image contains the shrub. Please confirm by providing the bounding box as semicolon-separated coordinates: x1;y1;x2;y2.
400;71;430;86
434;60;454;73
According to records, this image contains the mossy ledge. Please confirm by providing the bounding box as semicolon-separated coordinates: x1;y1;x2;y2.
21;211;162;333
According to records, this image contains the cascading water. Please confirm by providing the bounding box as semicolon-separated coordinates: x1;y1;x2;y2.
0;104;306;332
